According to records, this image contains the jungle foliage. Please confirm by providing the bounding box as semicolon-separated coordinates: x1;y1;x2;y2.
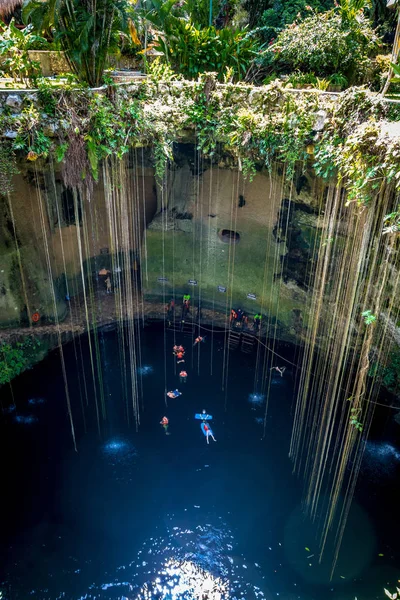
13;0;397;87
0;19;46;85
0;337;41;385
265;2;381;82
22;0;129;86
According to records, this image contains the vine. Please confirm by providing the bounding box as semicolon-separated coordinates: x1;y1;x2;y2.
1;78;400;197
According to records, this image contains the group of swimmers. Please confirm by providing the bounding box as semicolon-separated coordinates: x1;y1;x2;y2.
160;336;215;443
230;309;262;331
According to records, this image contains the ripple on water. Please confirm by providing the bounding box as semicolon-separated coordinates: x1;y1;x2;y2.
362;441;400;479
101;436;138;483
28;397;46;406
137;365;153;376
95;512;266;600
14;415;38;425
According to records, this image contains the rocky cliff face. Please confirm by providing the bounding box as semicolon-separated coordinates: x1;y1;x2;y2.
143;143;327;341
0;142;328;342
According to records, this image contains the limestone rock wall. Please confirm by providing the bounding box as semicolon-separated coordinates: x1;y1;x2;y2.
0;155;157;327
143;145;326;340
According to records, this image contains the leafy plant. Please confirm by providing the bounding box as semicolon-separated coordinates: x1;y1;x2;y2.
23;0;129;87
287;71;318;85
147;56;179;81
383;209;400;234
0;19;46;86
362;309;376;324
0;337;41;385
349;407;363;431
329;72;348;88
257;0;334;45
267;7;380;81
316;77;330;90
153;22;258;81
22;0;58;41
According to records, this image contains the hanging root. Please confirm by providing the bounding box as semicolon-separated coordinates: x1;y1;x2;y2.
61;134;93;195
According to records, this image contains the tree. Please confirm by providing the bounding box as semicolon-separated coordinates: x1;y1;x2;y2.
381;0;400;94
23;0;129;86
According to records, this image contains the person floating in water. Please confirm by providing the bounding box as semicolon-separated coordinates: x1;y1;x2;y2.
194;335;205;346
179;370;187;383
176;351;185;364
167;389;182;398
271;366;286;377
203;423;217;444
160;416;169;434
105;276;112;293
173;345;185;355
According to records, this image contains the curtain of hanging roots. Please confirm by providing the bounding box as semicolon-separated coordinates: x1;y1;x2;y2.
103;154;141;429
289;178;400;576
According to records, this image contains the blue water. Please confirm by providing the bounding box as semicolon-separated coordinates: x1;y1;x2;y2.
0;324;399;599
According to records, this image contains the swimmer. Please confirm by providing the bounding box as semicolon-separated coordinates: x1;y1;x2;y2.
167;389;182;398
160;416;169;434
193;335;206;346
179;370;187;383
173;345;184;355
271;366;286;377
176;351;184;360
203;423;216;444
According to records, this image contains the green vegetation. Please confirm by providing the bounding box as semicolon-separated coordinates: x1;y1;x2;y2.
22;0;129;87
0;337;41;385
264;0;380;83
362;309;377;325
0;19;46;86
370;349;400;397
2;0;391;89
0;75;400;205
349;407;363;431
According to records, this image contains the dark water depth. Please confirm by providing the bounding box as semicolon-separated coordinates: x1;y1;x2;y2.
0;324;399;600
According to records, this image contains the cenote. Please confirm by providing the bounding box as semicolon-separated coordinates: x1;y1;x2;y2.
2;1;400;596
0;324;399;600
